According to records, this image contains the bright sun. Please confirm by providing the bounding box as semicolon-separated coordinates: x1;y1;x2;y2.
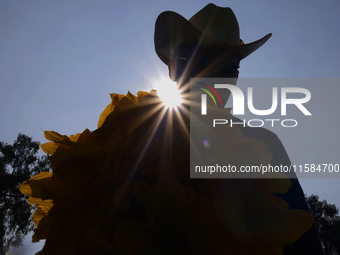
155;78;183;108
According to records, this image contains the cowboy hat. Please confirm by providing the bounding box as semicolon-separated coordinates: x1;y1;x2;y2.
154;3;272;65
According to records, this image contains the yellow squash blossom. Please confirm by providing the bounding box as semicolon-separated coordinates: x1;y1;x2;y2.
20;91;313;255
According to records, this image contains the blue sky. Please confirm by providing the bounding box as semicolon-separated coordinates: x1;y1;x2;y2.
1;0;339;254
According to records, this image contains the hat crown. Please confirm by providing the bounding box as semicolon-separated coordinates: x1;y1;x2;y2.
154;4;272;66
189;4;240;45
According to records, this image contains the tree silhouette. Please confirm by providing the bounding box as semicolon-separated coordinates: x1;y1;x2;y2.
0;134;50;255
306;194;340;255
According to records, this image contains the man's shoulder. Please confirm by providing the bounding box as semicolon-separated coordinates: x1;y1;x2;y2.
241;126;279;143
240;126;292;166
230;115;281;145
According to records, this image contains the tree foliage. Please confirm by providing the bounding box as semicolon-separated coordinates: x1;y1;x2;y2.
306;194;340;255
0;134;50;255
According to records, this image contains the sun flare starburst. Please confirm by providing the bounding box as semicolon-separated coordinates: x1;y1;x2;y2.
154;78;183;108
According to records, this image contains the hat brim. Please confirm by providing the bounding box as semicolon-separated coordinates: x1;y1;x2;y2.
154;11;272;65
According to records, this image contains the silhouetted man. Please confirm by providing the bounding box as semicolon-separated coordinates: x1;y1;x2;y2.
155;3;324;254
